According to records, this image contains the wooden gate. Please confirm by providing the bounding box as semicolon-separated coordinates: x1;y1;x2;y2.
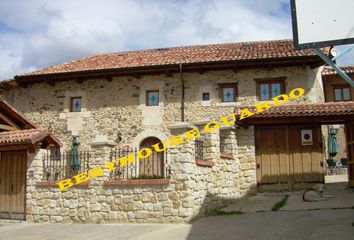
0;151;27;220
139;137;164;177
346;121;354;187
256;125;324;190
255;126;289;186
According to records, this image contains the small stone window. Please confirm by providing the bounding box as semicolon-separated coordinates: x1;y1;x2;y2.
70;97;82;112
220;135;227;153
202;92;210;101
146;90;159;106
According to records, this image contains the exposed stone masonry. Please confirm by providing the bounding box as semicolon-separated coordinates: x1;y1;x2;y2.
1;66;323;223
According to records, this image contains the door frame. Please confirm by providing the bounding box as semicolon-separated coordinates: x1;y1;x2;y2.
345;121;354;187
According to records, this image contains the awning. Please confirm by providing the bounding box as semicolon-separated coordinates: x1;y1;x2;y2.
235;101;354;125
0;128;62;148
0;99;62;149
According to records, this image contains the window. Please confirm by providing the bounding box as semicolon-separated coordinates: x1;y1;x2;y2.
146;90;159;106
219;83;237;102
333;85;351;101
219;135;226;153
70;97;82;112
256;78;285;101
202;92;210;101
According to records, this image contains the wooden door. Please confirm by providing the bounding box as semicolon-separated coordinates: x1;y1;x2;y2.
289;126;324;186
255;126;289;185
0;151;27;220
255;125;324;190
345;121;354;187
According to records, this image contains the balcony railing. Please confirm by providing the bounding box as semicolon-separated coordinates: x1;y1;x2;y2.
109;147;171;179
42;149;91;180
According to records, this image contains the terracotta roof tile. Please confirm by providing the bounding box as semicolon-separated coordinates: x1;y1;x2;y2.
235;101;354;118
0;129;47;145
322;66;354;76
18;39;319;77
0;128;61;146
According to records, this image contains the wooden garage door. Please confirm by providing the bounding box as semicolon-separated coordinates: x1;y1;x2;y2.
256;125;324;190
346;121;354;188
0;151;27;220
289;126;324;184
255;126;289;185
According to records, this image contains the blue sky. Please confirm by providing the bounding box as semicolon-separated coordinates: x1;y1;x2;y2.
0;0;353;80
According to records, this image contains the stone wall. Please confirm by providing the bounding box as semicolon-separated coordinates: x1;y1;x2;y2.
26;124;255;223
0;66;323;150
2;65;321;223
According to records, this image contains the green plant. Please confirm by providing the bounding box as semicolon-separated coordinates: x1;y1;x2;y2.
130;174;163;179
208;207;242;216
271;194;289;211
352;222;354;227
248;192;258;197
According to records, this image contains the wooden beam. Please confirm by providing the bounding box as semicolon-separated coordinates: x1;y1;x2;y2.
74;77;84;84
46;79;55;86
0;112;20;130
105;75;112;82
0;144;30;151
17;81;28;88
165;70;172;77
14;56;324;84
0;124;17;131
198;69;205;75
267;63;273;71
240;115;354;125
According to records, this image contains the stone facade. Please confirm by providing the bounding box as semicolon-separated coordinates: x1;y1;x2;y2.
1;65;323;223
25;125;255;223
1;66;323;149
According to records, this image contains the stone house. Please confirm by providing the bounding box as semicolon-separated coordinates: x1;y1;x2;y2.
0;40;353;223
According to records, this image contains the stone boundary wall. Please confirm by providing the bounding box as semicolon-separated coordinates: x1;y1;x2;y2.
26;127;256;223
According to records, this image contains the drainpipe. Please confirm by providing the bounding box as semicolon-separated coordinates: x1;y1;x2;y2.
179;63;185;122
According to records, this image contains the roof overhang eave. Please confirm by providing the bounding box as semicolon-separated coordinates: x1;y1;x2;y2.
14;56;323;84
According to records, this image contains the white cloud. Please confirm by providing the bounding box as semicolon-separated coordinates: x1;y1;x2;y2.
3;0;352;80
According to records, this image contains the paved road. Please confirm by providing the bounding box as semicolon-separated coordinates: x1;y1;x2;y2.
1;209;353;240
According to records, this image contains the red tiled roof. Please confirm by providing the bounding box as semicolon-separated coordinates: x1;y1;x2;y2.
18;39;320;77
0;129;53;146
322;66;354;76
0;128;62;147
235;101;354;118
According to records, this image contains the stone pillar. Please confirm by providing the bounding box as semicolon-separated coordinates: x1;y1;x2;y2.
26;148;46;222
88;137;117;223
167;123;197;222
236;126;256;196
